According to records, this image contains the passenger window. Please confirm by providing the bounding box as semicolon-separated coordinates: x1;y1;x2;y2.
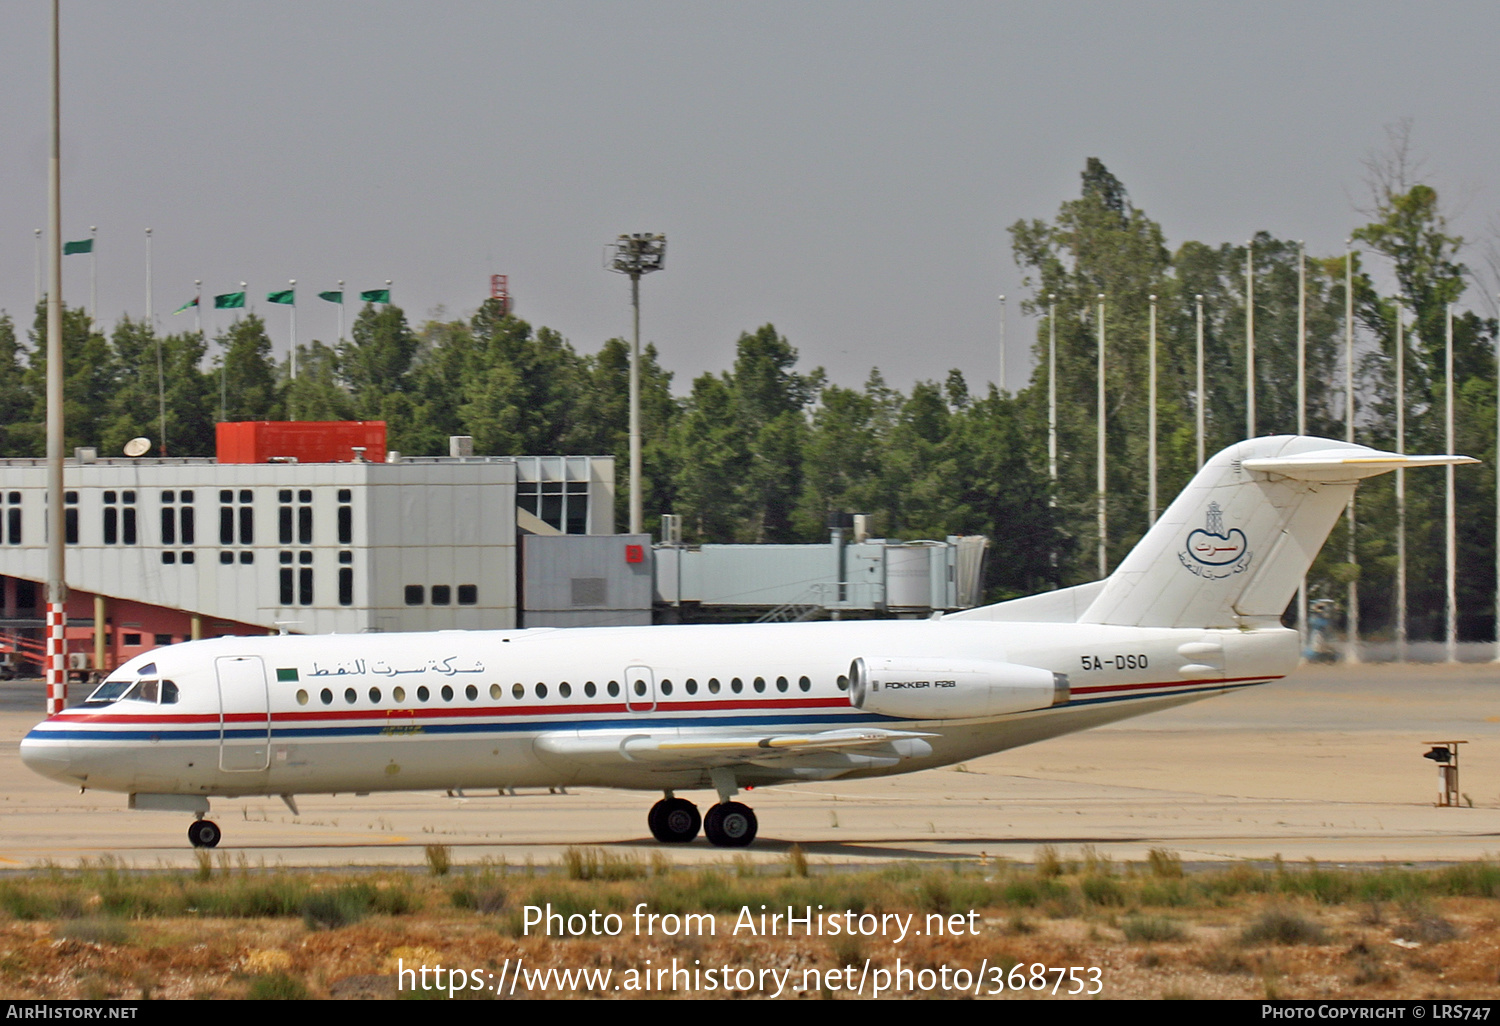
296;689;309;706
685;678;698;695
584;681;597;698
441;685;454;702
489;684;502;700
344;688;357;704
798;675;811;692
512;683;524;700
320;688;333;705
465;684;477;701
660;679;673;696
753;677;766;693
393;687;406;703
708;678;721;694
776;676;788;693
607;680;620;697
369;687;382;703
536;683;548;699
731;677;743;693
559;682;572;699
417;686;430;702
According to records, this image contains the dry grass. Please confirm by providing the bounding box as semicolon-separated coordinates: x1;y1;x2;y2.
0;853;1498;999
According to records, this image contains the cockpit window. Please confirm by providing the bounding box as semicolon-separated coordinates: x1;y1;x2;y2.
83;679;133;706
82;676;179;706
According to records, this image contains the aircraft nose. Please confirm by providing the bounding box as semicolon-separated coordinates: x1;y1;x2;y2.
19;725;75;783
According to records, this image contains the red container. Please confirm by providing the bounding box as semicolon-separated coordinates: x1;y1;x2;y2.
216;421;387;464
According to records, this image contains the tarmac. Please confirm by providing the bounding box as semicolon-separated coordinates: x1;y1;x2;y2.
2;661;1497;870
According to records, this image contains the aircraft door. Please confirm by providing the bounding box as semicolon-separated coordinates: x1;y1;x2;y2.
216;655;271;772
624;664;656;712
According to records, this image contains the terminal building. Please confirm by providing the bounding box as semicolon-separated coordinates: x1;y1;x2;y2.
0;421;986;680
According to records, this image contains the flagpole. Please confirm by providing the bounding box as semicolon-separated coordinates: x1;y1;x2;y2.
997;294;1005;393
45;0;67;714
150;228;164;456
1446;303;1457;663
1097;293;1106;579
288;279;297;382
88;225;96;326
337;279;344;342
1047;293;1057;484
34;229;42;306
193;280;201;335
1148;292;1157;525
1246;238;1255;438
1345;241;1359;664
1396;305;1406;662
1297;241;1308;658
1195;294;1205;468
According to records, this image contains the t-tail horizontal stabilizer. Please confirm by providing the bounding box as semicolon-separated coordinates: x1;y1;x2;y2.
1077;436;1476;630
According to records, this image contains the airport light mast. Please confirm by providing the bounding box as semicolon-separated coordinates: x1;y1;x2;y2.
45;0;67;715
607;233;666;536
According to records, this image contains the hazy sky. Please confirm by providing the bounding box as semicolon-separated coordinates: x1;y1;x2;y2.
4;1;1499;396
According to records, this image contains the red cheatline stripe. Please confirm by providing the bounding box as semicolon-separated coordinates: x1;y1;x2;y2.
1072;674;1280;696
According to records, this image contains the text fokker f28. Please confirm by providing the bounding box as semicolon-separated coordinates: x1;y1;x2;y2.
21;436;1474;848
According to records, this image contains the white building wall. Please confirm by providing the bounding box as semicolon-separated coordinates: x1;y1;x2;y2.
0;455;614;635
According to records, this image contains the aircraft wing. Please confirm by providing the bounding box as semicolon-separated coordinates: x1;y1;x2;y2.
535;727;937;772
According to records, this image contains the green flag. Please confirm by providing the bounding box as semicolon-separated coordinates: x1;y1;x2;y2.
214;291;246;309
173;296;199;315
267;289;295;305
318;290;343;304
63;239;93;255
360;288;390;304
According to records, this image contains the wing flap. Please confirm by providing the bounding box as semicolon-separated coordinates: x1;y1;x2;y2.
535;727;935;770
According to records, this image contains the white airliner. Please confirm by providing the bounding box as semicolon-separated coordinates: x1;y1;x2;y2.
20;436;1474;849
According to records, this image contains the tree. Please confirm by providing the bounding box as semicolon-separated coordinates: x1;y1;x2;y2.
214;315;282;422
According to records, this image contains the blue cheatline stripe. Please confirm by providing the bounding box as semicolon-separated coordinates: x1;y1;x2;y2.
24;681;1271;746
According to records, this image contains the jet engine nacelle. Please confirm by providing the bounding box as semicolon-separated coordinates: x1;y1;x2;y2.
848;656;1068;719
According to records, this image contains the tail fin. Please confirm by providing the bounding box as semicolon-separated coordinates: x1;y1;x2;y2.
1079;435;1475;629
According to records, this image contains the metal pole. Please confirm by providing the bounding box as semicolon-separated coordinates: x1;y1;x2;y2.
1097;293;1107;578
1047;293;1057;484
629;272;642;535
1396;306;1407;661
193;279;200;336
289;279;297;382
1246;239;1255;438
997;294;1006;393
1297;242;1308;655
151;229;165;456
34;228;42;306
337;279;345;343
88;225;96;327
145;227;152;327
1345;241;1359;664
1195;294;1205;468
45;0;67;715
1148;293;1157;525
1494;295;1499;663
1446;303;1457;662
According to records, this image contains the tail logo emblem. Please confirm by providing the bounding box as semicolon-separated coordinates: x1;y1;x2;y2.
1180;502;1252;578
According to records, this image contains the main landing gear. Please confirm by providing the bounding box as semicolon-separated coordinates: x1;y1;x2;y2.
647;784;759;848
188;818;221;849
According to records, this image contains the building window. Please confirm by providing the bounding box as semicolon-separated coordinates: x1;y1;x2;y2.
6;492;20;545
431;585;451;606
457;584;477;605
405;585;424;605
123;633;142;647
338;568;353;606
64;491;78;545
337;490;352;545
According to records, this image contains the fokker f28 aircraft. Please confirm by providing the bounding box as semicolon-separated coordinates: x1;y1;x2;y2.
21;436;1475;849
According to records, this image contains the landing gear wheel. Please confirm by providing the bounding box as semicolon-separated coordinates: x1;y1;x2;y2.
188;819;221;849
648;797;701;843
703;801;757;848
